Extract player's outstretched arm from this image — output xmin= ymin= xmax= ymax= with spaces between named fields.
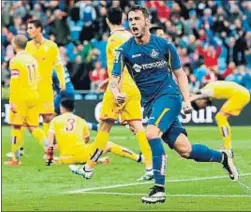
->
xmin=174 ymin=68 xmax=193 ymax=114
xmin=46 ymin=120 xmax=56 ymax=166
xmin=190 ymin=90 xmax=213 ymax=102
xmin=52 ymin=44 xmax=65 ymax=91
xmin=111 ymin=48 xmax=126 ymax=105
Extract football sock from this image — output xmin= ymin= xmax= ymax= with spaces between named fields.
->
xmin=149 ymin=138 xmax=166 ymax=187
xmin=11 ymin=128 xmax=23 ymax=161
xmin=31 ymin=128 xmax=49 ymax=148
xmin=86 ymin=131 xmax=109 ymax=168
xmin=136 ymin=131 xmax=153 ymax=170
xmin=43 ymin=122 xmax=49 ymax=136
xmin=110 ymin=143 xmax=139 ymax=161
xmin=189 ymin=144 xmax=223 ymax=163
xmin=215 ymin=113 xmax=232 ymax=150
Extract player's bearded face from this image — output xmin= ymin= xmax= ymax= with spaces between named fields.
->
xmin=128 ymin=11 xmax=148 ymax=39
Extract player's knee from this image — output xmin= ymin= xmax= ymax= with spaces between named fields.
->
xmin=174 ymin=135 xmax=192 ymax=158
xmin=145 ymin=129 xmax=159 ymax=140
xmin=13 ymin=125 xmax=21 ymax=130
xmin=128 ymin=121 xmax=144 ymax=134
xmin=27 ymin=126 xmax=35 ymax=133
xmin=179 ymin=145 xmax=192 ymax=159
xmin=105 ymin=141 xmax=113 ymax=152
xmin=215 ymin=112 xmax=226 ymax=123
xmin=99 ymin=120 xmax=113 ymax=132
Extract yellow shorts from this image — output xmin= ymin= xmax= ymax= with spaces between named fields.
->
xmin=38 ymin=87 xmax=54 ymax=115
xmin=9 ymin=100 xmax=40 ymax=127
xmin=221 ymin=91 xmax=250 ymax=116
xmin=100 ymin=90 xmax=142 ymax=124
xmin=58 ymin=143 xmax=95 ymax=165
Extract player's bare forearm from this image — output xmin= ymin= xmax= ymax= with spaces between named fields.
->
xmin=48 ymin=131 xmax=55 ymax=147
xmin=174 ymin=68 xmax=193 ymax=113
xmin=190 ymin=93 xmax=210 ymax=102
xmin=46 ymin=131 xmax=55 ymax=166
xmin=174 ymin=68 xmax=190 ymax=102
xmin=110 ymin=75 xmax=126 ymax=105
xmin=110 ymin=75 xmax=121 ymax=96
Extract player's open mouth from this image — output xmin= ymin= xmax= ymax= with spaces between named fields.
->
xmin=132 ymin=27 xmax=139 ymax=33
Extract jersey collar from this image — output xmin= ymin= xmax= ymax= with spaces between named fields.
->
xmin=110 ymin=27 xmax=126 ymax=35
xmin=16 ymin=50 xmax=26 ymax=56
xmin=33 ymin=37 xmax=46 ymax=46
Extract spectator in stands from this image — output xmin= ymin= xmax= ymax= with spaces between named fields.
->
xmin=89 ymin=61 xmax=108 ymax=92
xmin=226 ymin=65 xmax=246 ymax=84
xmin=245 ymin=32 xmax=251 ymax=68
xmin=241 ymin=68 xmax=251 ymax=92
xmin=67 ymin=7 xmax=84 ymax=42
xmin=197 ymin=40 xmax=222 ymax=68
xmin=221 ymin=62 xmax=236 ymax=80
xmin=30 ymin=3 xmax=44 ymax=20
xmin=49 ymin=9 xmax=70 ymax=46
xmin=2 ymin=61 xmax=10 ymax=87
xmin=1 ymin=0 xmax=251 ymax=94
xmin=234 ymin=30 xmax=248 ymax=65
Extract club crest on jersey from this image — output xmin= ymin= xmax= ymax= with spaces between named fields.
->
xmin=132 ymin=64 xmax=142 ymax=73
xmin=150 ymin=49 xmax=159 ymax=58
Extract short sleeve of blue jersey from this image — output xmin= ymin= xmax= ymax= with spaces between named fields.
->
xmin=112 ymin=47 xmax=125 ymax=76
xmin=165 ymin=41 xmax=181 ymax=71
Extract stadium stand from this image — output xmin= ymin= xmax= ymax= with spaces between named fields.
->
xmin=2 ymin=0 xmax=251 ymax=98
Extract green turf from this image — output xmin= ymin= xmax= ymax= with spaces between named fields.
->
xmin=2 ymin=126 xmax=251 ymax=211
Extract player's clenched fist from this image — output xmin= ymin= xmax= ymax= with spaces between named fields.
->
xmin=114 ymin=92 xmax=126 ymax=105
xmin=183 ymin=101 xmax=193 ymax=114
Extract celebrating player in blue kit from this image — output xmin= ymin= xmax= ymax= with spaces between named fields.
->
xmin=110 ymin=5 xmax=239 ymax=204
xmin=52 ymin=67 xmax=75 ymax=115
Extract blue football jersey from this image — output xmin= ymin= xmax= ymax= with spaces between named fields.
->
xmin=112 ymin=35 xmax=181 ymax=110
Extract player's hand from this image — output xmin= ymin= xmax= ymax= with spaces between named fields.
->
xmin=99 ymin=79 xmax=109 ymax=92
xmin=10 ymin=103 xmax=17 ymax=113
xmin=183 ymin=101 xmax=193 ymax=114
xmin=60 ymin=85 xmax=66 ymax=92
xmin=45 ymin=146 xmax=54 ymax=166
xmin=114 ymin=92 xmax=126 ymax=105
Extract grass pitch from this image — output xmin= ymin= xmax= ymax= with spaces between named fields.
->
xmin=2 ymin=126 xmax=251 ymax=211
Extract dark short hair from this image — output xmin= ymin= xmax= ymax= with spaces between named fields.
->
xmin=150 ymin=25 xmax=164 ymax=34
xmin=107 ymin=7 xmax=123 ymax=25
xmin=13 ymin=35 xmax=28 ymax=49
xmin=191 ymin=98 xmax=212 ymax=111
xmin=128 ymin=5 xmax=150 ymax=18
xmin=60 ymin=98 xmax=75 ymax=112
xmin=28 ymin=19 xmax=43 ymax=32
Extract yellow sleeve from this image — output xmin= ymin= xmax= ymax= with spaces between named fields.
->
xmin=82 ymin=119 xmax=90 ymax=138
xmin=9 ymin=59 xmax=20 ymax=103
xmin=51 ymin=43 xmax=65 ymax=89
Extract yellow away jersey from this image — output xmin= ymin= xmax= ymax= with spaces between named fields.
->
xmin=9 ymin=51 xmax=39 ymax=102
xmin=49 ymin=113 xmax=90 ymax=155
xmin=25 ymin=39 xmax=64 ymax=88
xmin=202 ymin=81 xmax=249 ymax=99
xmin=106 ymin=29 xmax=139 ymax=92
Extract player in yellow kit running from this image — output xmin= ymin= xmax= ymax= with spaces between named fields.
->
xmin=26 ymin=20 xmax=65 ymax=139
xmin=190 ymin=81 xmax=250 ymax=153
xmin=45 ymin=98 xmax=144 ymax=167
xmin=70 ymin=7 xmax=153 ymax=180
xmin=5 ymin=35 xmax=49 ymax=165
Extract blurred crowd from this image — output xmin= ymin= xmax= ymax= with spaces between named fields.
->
xmin=2 ymin=0 xmax=251 ymax=94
